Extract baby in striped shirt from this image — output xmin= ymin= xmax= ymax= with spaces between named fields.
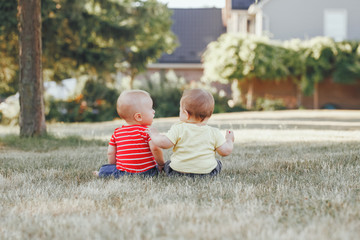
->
xmin=94 ymin=90 xmax=165 ymax=178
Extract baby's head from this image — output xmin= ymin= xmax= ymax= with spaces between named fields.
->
xmin=116 ymin=90 xmax=155 ymax=126
xmin=180 ymin=88 xmax=214 ymax=122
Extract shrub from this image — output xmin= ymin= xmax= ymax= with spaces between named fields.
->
xmin=46 ymin=80 xmax=119 ymax=122
xmin=46 ymin=72 xmax=247 ymax=123
xmin=255 ymin=98 xmax=286 ymax=111
xmin=0 ymin=93 xmax=19 ymax=125
xmin=203 ymin=34 xmax=360 ymax=102
xmin=140 ymin=71 xmax=246 ymax=118
xmin=139 ymin=71 xmax=184 ymax=118
xmin=213 ymin=93 xmax=246 ymax=113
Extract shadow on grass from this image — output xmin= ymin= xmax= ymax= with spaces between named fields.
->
xmin=0 ymin=134 xmax=107 ymax=152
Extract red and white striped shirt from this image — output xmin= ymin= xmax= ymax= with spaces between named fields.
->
xmin=109 ymin=125 xmax=156 ymax=173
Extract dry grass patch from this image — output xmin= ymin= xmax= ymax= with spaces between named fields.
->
xmin=0 ymin=110 xmax=359 ymax=239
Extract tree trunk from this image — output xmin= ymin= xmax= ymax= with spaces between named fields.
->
xmin=295 ymin=80 xmax=302 ymax=108
xmin=246 ymin=79 xmax=254 ymax=109
xmin=129 ymin=69 xmax=138 ymax=89
xmin=313 ymin=82 xmax=319 ymax=109
xmin=18 ymin=0 xmax=46 ymax=137
xmin=296 ymin=85 xmax=302 ymax=109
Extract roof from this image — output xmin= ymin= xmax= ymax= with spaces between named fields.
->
xmin=157 ymin=8 xmax=226 ymax=64
xmin=231 ymin=0 xmax=259 ymax=10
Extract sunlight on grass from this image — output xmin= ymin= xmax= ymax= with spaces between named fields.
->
xmin=0 ymin=110 xmax=359 ymax=239
xmin=0 ymin=134 xmax=106 ymax=152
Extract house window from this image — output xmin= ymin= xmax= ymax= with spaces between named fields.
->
xmin=324 ymin=9 xmax=347 ymax=41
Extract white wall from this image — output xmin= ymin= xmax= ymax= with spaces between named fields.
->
xmin=260 ymin=0 xmax=360 ymax=41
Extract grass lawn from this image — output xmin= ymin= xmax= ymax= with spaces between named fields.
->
xmin=1 ymin=110 xmax=359 ymax=240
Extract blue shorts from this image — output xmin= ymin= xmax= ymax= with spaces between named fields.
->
xmin=98 ymin=164 xmax=159 ymax=178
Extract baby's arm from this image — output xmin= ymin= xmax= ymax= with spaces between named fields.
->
xmin=107 ymin=145 xmax=116 ymax=164
xmin=148 ymin=127 xmax=174 ymax=149
xmin=216 ymin=130 xmax=235 ymax=156
xmin=149 ymin=141 xmax=165 ymax=171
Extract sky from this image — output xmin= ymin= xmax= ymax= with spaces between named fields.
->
xmin=157 ymin=0 xmax=225 ymax=8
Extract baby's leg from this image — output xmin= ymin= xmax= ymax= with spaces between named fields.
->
xmin=96 ymin=164 xmax=119 ymax=178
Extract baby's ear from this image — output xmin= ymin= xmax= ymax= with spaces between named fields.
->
xmin=134 ymin=112 xmax=142 ymax=122
xmin=184 ymin=109 xmax=190 ymax=120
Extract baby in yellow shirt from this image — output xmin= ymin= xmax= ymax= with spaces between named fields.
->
xmin=149 ymin=88 xmax=234 ymax=176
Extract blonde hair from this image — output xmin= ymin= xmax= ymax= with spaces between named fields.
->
xmin=116 ymin=90 xmax=151 ymax=121
xmin=181 ymin=88 xmax=214 ymax=121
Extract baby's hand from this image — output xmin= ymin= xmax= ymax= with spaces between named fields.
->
xmin=147 ymin=127 xmax=158 ymax=137
xmin=157 ymin=164 xmax=164 ymax=172
xmin=225 ymin=130 xmax=235 ymax=142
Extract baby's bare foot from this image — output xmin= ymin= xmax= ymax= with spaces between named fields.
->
xmin=92 ymin=171 xmax=99 ymax=177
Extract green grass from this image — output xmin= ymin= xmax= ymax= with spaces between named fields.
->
xmin=0 ymin=134 xmax=106 ymax=152
xmin=0 ymin=110 xmax=359 ymax=239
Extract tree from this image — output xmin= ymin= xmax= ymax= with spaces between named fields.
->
xmin=0 ymin=1 xmax=18 ymax=97
xmin=333 ymin=41 xmax=360 ymax=84
xmin=118 ymin=0 xmax=176 ymax=88
xmin=283 ymin=39 xmax=306 ymax=108
xmin=302 ymin=37 xmax=337 ymax=109
xmin=203 ymin=34 xmax=290 ymax=109
xmin=40 ymin=0 xmax=176 ymax=87
xmin=0 ymin=0 xmax=176 ymax=131
xmin=41 ymin=0 xmax=137 ymax=82
xmin=1 ymin=0 xmax=176 ymax=93
xmin=203 ymin=34 xmax=360 ymax=109
xmin=18 ymin=0 xmax=46 ymax=136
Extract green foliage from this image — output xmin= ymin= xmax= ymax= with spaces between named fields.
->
xmin=212 ymin=93 xmax=246 ymax=113
xmin=203 ymin=34 xmax=290 ymax=82
xmin=119 ymin=0 xmax=177 ymax=85
xmin=40 ymin=0 xmax=176 ymax=82
xmin=140 ymin=71 xmax=245 ymax=118
xmin=0 ymin=0 xmax=176 ymax=96
xmin=255 ymin=98 xmax=286 ymax=111
xmin=45 ymin=71 xmax=244 ymax=122
xmin=0 ymin=134 xmax=105 ymax=152
xmin=0 ymin=1 xmax=18 ymax=97
xmin=282 ymin=39 xmax=307 ymax=89
xmin=333 ymin=41 xmax=360 ymax=84
xmin=203 ymin=34 xmax=360 ymax=97
xmin=82 ymin=79 xmax=119 ymax=114
xmin=203 ymin=34 xmax=260 ymax=82
xmin=46 ymin=80 xmax=119 ymax=122
xmin=140 ymin=71 xmax=184 ymax=118
xmin=301 ymin=37 xmax=337 ymax=95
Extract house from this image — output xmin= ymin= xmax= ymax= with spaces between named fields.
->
xmin=144 ymin=2 xmax=257 ymax=93
xmin=243 ymin=0 xmax=360 ymax=109
xmin=248 ymin=0 xmax=360 ymax=41
xmin=145 ymin=8 xmax=226 ymax=91
xmin=143 ymin=1 xmax=258 ymax=92
xmin=223 ymin=0 xmax=258 ymax=34
xmin=142 ymin=0 xmax=360 ymax=109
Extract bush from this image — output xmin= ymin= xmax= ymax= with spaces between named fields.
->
xmin=140 ymin=71 xmax=246 ymax=118
xmin=46 ymin=72 xmax=247 ymax=123
xmin=0 ymin=93 xmax=19 ymax=125
xmin=140 ymin=71 xmax=184 ymax=118
xmin=203 ymin=34 xmax=360 ymax=99
xmin=46 ymin=80 xmax=119 ymax=122
xmin=255 ymin=98 xmax=286 ymax=111
xmin=213 ymin=93 xmax=247 ymax=114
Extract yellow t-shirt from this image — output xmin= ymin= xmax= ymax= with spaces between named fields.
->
xmin=165 ymin=122 xmax=226 ymax=174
